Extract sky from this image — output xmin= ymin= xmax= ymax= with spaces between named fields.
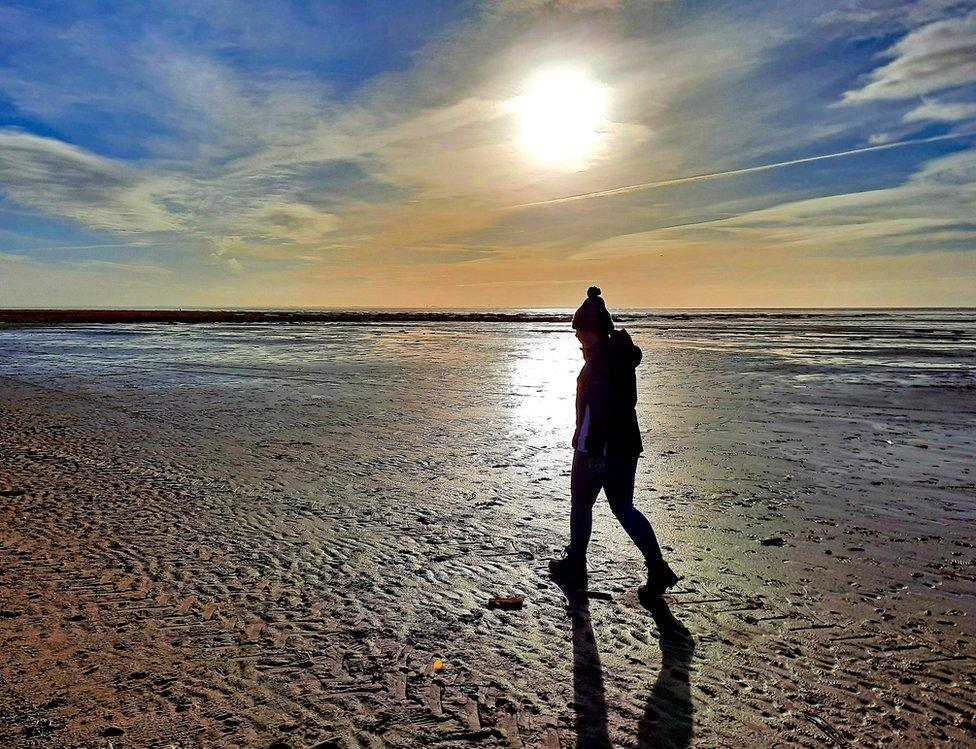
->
xmin=1 ymin=0 xmax=975 ymax=308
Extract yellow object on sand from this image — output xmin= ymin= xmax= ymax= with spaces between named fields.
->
xmin=432 ymin=658 xmax=443 ymax=671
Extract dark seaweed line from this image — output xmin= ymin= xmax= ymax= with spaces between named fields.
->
xmin=2 ymin=308 xmax=975 ymax=327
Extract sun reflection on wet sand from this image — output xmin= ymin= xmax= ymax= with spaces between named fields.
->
xmin=504 ymin=328 xmax=580 ymax=445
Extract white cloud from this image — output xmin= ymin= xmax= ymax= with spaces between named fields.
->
xmin=843 ymin=11 xmax=976 ymax=102
xmin=904 ymin=97 xmax=976 ymax=121
xmin=0 ymin=128 xmax=345 ymax=257
xmin=818 ymin=1 xmax=976 ymax=33
xmin=209 ymin=248 xmax=243 ymax=272
xmin=0 ymin=129 xmax=181 ymax=233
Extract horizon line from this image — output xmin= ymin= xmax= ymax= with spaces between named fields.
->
xmin=2 ymin=305 xmax=974 ymax=312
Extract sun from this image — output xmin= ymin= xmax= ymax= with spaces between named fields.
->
xmin=512 ymin=68 xmax=608 ymax=171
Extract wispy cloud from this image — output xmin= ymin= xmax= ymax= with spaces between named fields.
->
xmin=0 ymin=129 xmax=180 ymax=233
xmin=843 ymin=10 xmax=976 ymax=102
xmin=69 ymin=258 xmax=174 ymax=275
xmin=904 ymin=98 xmax=976 ymax=122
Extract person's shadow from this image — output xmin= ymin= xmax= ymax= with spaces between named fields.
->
xmin=555 ymin=581 xmax=695 ymax=749
xmin=637 ymin=595 xmax=696 ymax=749
xmin=556 ymin=581 xmax=613 ymax=749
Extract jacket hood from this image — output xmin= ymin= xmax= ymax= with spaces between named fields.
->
xmin=609 ymin=328 xmax=642 ymax=368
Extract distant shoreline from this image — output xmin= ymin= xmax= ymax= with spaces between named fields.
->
xmin=0 ymin=309 xmax=578 ymax=326
xmin=1 ymin=307 xmax=973 ymax=327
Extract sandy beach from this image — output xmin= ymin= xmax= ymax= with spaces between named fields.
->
xmin=1 ymin=311 xmax=974 ymax=748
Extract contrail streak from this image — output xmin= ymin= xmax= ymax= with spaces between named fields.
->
xmin=507 ymin=131 xmax=974 ymax=209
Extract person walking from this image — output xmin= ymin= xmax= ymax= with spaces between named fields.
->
xmin=549 ymin=286 xmax=680 ymax=600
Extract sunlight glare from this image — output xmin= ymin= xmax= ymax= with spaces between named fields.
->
xmin=505 ymin=329 xmax=579 ymax=443
xmin=512 ymin=68 xmax=608 ymax=171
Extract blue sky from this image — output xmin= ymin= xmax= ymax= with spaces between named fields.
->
xmin=1 ymin=0 xmax=975 ymax=307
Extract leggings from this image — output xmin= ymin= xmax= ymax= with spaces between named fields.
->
xmin=567 ymin=450 xmax=662 ymax=563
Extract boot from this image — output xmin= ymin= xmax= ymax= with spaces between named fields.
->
xmin=641 ymin=559 xmax=679 ymax=598
xmin=548 ymin=553 xmax=587 ymax=589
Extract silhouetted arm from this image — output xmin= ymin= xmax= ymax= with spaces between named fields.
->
xmin=584 ymin=354 xmax=612 ymax=455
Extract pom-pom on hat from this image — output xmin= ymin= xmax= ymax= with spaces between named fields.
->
xmin=572 ymin=286 xmax=614 ymax=336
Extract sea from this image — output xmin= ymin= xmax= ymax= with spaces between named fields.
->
xmin=1 ymin=309 xmax=973 ymax=395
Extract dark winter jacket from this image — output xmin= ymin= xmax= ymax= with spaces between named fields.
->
xmin=572 ymin=328 xmax=644 ymax=457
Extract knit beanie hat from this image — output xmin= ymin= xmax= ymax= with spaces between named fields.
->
xmin=571 ymin=286 xmax=614 ymax=336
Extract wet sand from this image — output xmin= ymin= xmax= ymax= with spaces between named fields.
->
xmin=1 ymin=316 xmax=974 ymax=747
